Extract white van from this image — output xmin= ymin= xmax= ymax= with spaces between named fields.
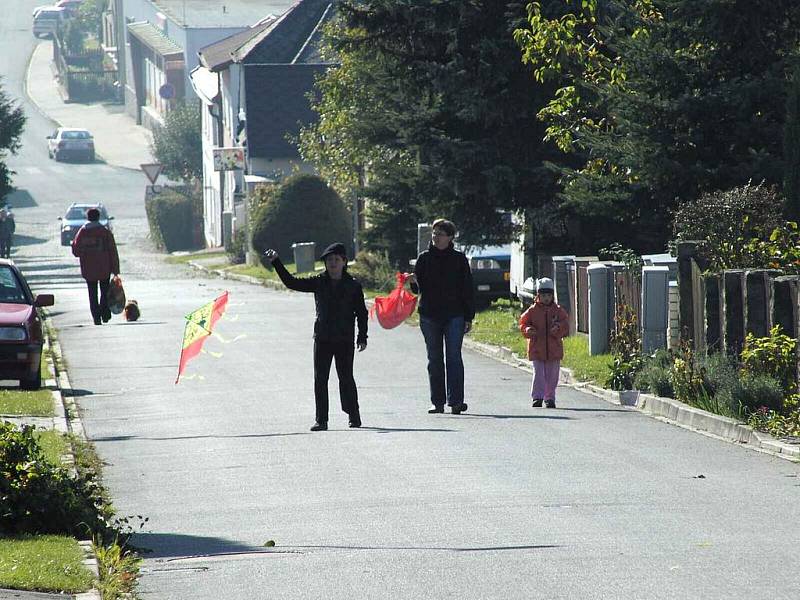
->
xmin=32 ymin=7 xmax=66 ymax=38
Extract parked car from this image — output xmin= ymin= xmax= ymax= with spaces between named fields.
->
xmin=55 ymin=0 xmax=82 ymax=15
xmin=462 ymin=244 xmax=512 ymax=304
xmin=0 ymin=260 xmax=54 ymax=390
xmin=58 ymin=203 xmax=113 ymax=246
xmin=46 ymin=128 xmax=95 ymax=162
xmin=32 ymin=6 xmax=66 ymax=37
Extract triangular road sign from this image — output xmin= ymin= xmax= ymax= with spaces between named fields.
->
xmin=140 ymin=163 xmax=164 ymax=185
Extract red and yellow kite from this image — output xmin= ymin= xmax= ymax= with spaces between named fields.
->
xmin=175 ymin=291 xmax=229 ymax=383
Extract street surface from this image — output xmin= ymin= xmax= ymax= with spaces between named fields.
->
xmin=2 ymin=2 xmax=799 ymax=598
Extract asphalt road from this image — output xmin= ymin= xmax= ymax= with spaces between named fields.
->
xmin=2 ymin=3 xmax=800 ymax=599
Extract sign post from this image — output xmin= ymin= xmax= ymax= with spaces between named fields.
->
xmin=140 ymin=163 xmax=164 ymax=195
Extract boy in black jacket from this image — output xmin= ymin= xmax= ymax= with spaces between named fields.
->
xmin=264 ymin=243 xmax=368 ymax=431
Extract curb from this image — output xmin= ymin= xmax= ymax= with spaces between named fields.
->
xmin=185 ymin=260 xmax=799 ymax=462
xmin=42 ymin=318 xmax=103 ymax=599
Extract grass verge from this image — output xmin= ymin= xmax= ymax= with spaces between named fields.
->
xmin=34 ymin=429 xmax=69 ymax=466
xmin=0 ymin=535 xmax=94 ymax=593
xmin=0 ymin=389 xmax=53 ymax=416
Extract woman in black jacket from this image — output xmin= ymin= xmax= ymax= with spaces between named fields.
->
xmin=264 ymin=243 xmax=368 ymax=431
xmin=409 ymin=219 xmax=474 ymax=415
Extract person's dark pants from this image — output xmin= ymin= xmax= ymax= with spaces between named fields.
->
xmin=313 ymin=340 xmax=360 ymax=424
xmin=86 ymin=278 xmax=110 ymax=324
xmin=0 ymin=236 xmax=11 ymax=258
xmin=420 ymin=315 xmax=465 ymax=407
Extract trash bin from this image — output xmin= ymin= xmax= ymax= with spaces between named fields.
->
xmin=292 ymin=242 xmax=316 ymax=273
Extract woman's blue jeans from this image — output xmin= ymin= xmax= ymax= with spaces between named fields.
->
xmin=420 ymin=315 xmax=465 ymax=407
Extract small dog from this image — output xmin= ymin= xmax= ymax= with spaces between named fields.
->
xmin=123 ymin=299 xmax=140 ymax=322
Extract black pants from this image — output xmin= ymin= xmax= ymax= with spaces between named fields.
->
xmin=0 ymin=236 xmax=11 ymax=258
xmin=86 ymin=278 xmax=110 ymax=323
xmin=313 ymin=340 xmax=359 ymax=424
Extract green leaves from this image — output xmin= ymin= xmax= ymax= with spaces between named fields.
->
xmin=151 ymin=101 xmax=202 ymax=185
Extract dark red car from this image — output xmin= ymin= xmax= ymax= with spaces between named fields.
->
xmin=0 ymin=260 xmax=54 ymax=390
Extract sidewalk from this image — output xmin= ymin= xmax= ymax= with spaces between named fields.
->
xmin=25 ymin=41 xmax=153 ymax=171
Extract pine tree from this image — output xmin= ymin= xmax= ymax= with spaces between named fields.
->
xmin=0 ymin=78 xmax=25 ymax=203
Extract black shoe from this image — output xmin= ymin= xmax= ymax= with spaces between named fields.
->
xmin=545 ymin=399 xmax=556 ymax=408
xmin=310 ymin=422 xmax=328 ymax=431
xmin=93 ymin=318 xmax=102 ymax=325
xmin=349 ymin=420 xmax=361 ymax=428
xmin=428 ymin=405 xmax=444 ymax=414
xmin=451 ymin=403 xmax=468 ymax=415
xmin=532 ymin=398 xmax=543 ymax=408
xmin=101 ymin=310 xmax=111 ymax=323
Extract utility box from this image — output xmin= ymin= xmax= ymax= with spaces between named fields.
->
xmin=292 ymin=242 xmax=316 ymax=273
xmin=588 ymin=263 xmax=611 ymax=355
xmin=417 ymin=222 xmax=432 ymax=256
xmin=509 ymin=211 xmax=536 ymax=302
xmin=641 ymin=266 xmax=670 ymax=353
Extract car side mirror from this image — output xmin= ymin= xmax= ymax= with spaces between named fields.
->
xmin=46 ymin=135 xmax=52 ymax=139
xmin=34 ymin=294 xmax=54 ymax=307
xmin=108 ymin=216 xmax=115 ymax=220
xmin=57 ymin=217 xmax=62 ymax=221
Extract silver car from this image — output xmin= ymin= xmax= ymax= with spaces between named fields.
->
xmin=47 ymin=127 xmax=96 ymax=162
xmin=58 ymin=203 xmax=113 ymax=246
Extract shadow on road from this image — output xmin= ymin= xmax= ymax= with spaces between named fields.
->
xmin=12 ymin=233 xmax=49 ymax=247
xmin=132 ymin=532 xmax=261 ymax=559
xmin=463 ymin=413 xmax=571 ymax=420
xmin=5 ymin=189 xmax=37 ymax=209
xmin=290 ymin=543 xmax=562 ymax=552
xmin=91 ymin=432 xmax=312 ymax=442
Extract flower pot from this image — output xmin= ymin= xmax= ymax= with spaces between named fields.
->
xmin=618 ymin=390 xmax=641 ymax=406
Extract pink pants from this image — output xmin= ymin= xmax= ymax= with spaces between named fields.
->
xmin=531 ymin=360 xmax=560 ymax=401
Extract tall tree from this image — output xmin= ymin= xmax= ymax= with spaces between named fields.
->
xmin=516 ymin=1 xmax=800 ymax=251
xmin=151 ymin=101 xmax=202 ymax=185
xmin=0 ymin=78 xmax=25 ymax=203
xmin=300 ymin=1 xmax=562 ymax=264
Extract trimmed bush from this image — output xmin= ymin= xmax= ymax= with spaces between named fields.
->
xmin=0 ymin=422 xmax=107 ymax=536
xmin=347 ymin=251 xmax=395 ymax=292
xmin=726 ymin=374 xmax=786 ymax=414
xmin=250 ymin=174 xmax=352 ymax=265
xmin=633 ymin=349 xmax=674 ymax=397
xmin=145 ymin=188 xmax=199 ymax=252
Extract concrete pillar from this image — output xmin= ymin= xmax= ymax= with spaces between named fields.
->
xmin=552 ymin=255 xmax=575 ymax=331
xmin=772 ymin=276 xmax=799 ymax=339
xmin=641 ymin=266 xmax=670 ymax=353
xmin=676 ymin=241 xmax=700 ymax=343
xmin=745 ymin=270 xmax=775 ymax=338
xmin=704 ymin=273 xmax=721 ymax=352
xmin=723 ymin=270 xmax=746 ymax=356
xmin=588 ymin=263 xmax=610 ymax=355
xmin=668 ymin=281 xmax=680 ymax=349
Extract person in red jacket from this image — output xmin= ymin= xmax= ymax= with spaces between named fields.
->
xmin=71 ymin=207 xmax=120 ymax=325
xmin=519 ymin=277 xmax=569 ymax=408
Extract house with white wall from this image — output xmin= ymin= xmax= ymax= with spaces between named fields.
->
xmin=116 ymin=0 xmax=296 ymax=129
xmin=190 ymin=0 xmax=334 ymax=247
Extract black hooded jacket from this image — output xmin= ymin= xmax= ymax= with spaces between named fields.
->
xmin=412 ymin=243 xmax=475 ymax=321
xmin=273 ymin=258 xmax=368 ymax=344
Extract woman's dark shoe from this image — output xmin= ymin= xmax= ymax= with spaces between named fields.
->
xmin=545 ymin=399 xmax=556 ymax=408
xmin=428 ymin=405 xmax=444 ymax=414
xmin=310 ymin=422 xmax=328 ymax=431
xmin=348 ymin=420 xmax=361 ymax=428
xmin=93 ymin=317 xmax=102 ymax=325
xmin=532 ymin=398 xmax=543 ymax=408
xmin=451 ymin=403 xmax=468 ymax=415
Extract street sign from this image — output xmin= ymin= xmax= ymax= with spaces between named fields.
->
xmin=213 ymin=147 xmax=245 ymax=171
xmin=140 ymin=163 xmax=164 ymax=185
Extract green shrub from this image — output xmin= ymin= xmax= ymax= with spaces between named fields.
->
xmin=145 ymin=188 xmax=198 ymax=252
xmin=606 ymin=301 xmax=642 ymax=391
xmin=633 ymin=349 xmax=674 ymax=397
xmin=347 ymin=251 xmax=396 ymax=292
xmin=728 ymin=374 xmax=786 ymax=414
xmin=740 ymin=326 xmax=797 ymax=393
xmin=672 ymin=182 xmax=785 ymax=269
xmin=226 ymin=228 xmax=246 ymax=265
xmin=0 ymin=422 xmax=108 ymax=536
xmin=250 ymin=174 xmax=352 ymax=265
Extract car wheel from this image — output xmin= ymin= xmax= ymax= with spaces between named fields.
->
xmin=20 ymin=368 xmax=42 ymax=391
xmin=88 ymin=152 xmax=95 ymax=162
xmin=53 ymin=152 xmax=60 ymax=162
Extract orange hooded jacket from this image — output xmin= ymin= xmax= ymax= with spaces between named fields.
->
xmin=519 ymin=299 xmax=569 ymax=361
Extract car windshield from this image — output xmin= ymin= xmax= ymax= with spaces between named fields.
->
xmin=66 ymin=206 xmax=107 ymax=220
xmin=61 ymin=131 xmax=91 ymax=140
xmin=0 ymin=267 xmax=27 ymax=304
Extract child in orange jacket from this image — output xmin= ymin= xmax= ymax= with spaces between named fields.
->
xmin=519 ymin=278 xmax=569 ymax=408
